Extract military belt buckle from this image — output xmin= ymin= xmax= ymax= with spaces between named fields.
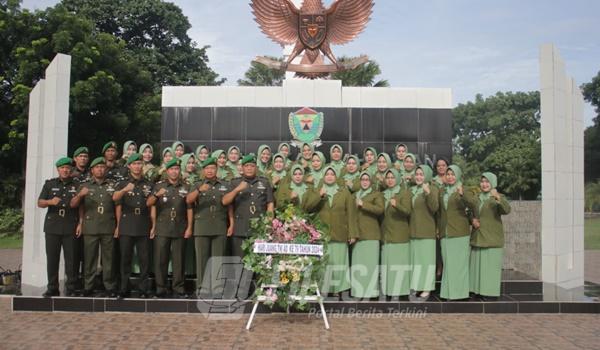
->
xmin=97 ymin=206 xmax=104 ymax=215
xmin=249 ymin=205 xmax=256 ymax=215
xmin=210 ymin=205 xmax=216 ymax=213
xmin=170 ymin=210 xmax=177 ymax=219
xmin=134 ymin=208 xmax=141 ymax=215
xmin=58 ymin=209 xmax=65 ymax=217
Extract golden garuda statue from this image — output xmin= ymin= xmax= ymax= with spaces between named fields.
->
xmin=251 ymin=0 xmax=374 ymax=78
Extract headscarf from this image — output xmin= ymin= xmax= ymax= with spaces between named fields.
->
xmin=278 ymin=142 xmax=293 ymax=167
xmin=383 ymin=169 xmax=401 ymax=208
xmin=271 ymin=153 xmax=287 ymax=179
xmin=289 ymin=164 xmax=307 ymax=203
xmin=362 ymin=147 xmax=378 ymax=175
xmin=171 ymin=141 xmax=184 ymax=153
xmin=179 ymin=153 xmax=195 ymax=176
xmin=122 ymin=140 xmax=137 ymax=160
xmin=139 ymin=143 xmax=153 ymax=163
xmin=297 ymin=143 xmax=314 ymax=161
xmin=403 ymin=153 xmax=417 ymax=176
xmin=196 ymin=145 xmax=209 ymax=158
xmin=322 ymin=166 xmax=339 ymax=206
xmin=309 ymin=151 xmax=326 ymax=185
xmin=443 ymin=164 xmax=463 ymax=209
xmin=343 ymin=155 xmax=361 ymax=181
xmin=411 ymin=165 xmax=433 ymax=205
xmin=329 ymin=144 xmax=345 ymax=174
xmin=376 ymin=152 xmax=392 ymax=176
xmin=211 ymin=149 xmax=229 ymax=179
xmin=161 ymin=147 xmax=173 ymax=165
xmin=226 ymin=146 xmax=241 ymax=175
xmin=356 ymin=171 xmax=373 ymax=199
xmin=257 ymin=144 xmax=272 ymax=174
xmin=479 ymin=172 xmax=498 ymax=210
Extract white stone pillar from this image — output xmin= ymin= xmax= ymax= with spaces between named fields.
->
xmin=21 ymin=53 xmax=71 ymax=296
xmin=540 ymin=44 xmax=585 ymax=290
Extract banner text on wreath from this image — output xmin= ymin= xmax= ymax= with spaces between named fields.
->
xmin=253 ymin=242 xmax=324 ymax=256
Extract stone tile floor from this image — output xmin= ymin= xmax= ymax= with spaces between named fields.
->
xmin=2 ymin=296 xmax=600 ymax=349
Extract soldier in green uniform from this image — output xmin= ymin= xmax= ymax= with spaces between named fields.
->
xmin=186 ymin=156 xmax=233 ymax=296
xmin=112 ymin=153 xmax=153 ymax=298
xmin=103 ymin=141 xmax=127 ymax=182
xmin=70 ymin=157 xmax=118 ymax=297
xmin=72 ymin=147 xmax=91 ymax=183
xmin=222 ymin=154 xmax=274 ymax=258
xmin=37 ymin=157 xmax=80 ymax=297
xmin=147 ymin=158 xmax=193 ymax=298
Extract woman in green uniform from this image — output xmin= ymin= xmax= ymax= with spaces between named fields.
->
xmin=140 ymin=143 xmax=158 ymax=182
xmin=351 ymin=171 xmax=384 ymax=299
xmin=470 ymin=172 xmax=511 ymax=300
xmin=257 ymin=145 xmax=272 ymax=176
xmin=341 ymin=155 xmax=361 ymax=193
xmin=433 ymin=157 xmax=449 ymax=187
xmin=393 ymin=144 xmax=408 ymax=172
xmin=117 ymin=140 xmax=137 ymax=167
xmin=401 ymin=153 xmax=417 ymax=186
xmin=195 ymin=145 xmax=210 ymax=163
xmin=157 ymin=147 xmax=174 ymax=180
xmin=306 ymin=151 xmax=326 ymax=187
xmin=374 ymin=152 xmax=392 ymax=191
xmin=409 ymin=164 xmax=439 ymax=300
xmin=380 ymin=169 xmax=412 ymax=298
xmin=277 ymin=142 xmax=293 ymax=169
xmin=180 ymin=153 xmax=200 ymax=186
xmin=361 ymin=147 xmax=377 ymax=175
xmin=274 ymin=164 xmax=319 ymax=211
xmin=172 ymin=141 xmax=185 ymax=159
xmin=267 ymin=153 xmax=288 ymax=190
xmin=329 ymin=144 xmax=345 ymax=174
xmin=296 ymin=143 xmax=314 ymax=170
xmin=439 ymin=165 xmax=477 ymax=300
xmin=315 ymin=166 xmax=358 ymax=296
xmin=226 ymin=146 xmax=242 ymax=177
xmin=211 ymin=150 xmax=234 ymax=181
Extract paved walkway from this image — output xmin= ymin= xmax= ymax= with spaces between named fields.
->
xmin=1 ymin=297 xmax=600 ymax=349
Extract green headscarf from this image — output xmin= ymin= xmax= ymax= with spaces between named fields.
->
xmin=226 ymin=146 xmax=241 ymax=175
xmin=277 ymin=142 xmax=293 ymax=167
xmin=195 ymin=145 xmax=209 ymax=158
xmin=356 ymin=171 xmax=373 ymax=199
xmin=139 ymin=143 xmax=153 ymax=163
xmin=329 ymin=144 xmax=345 ymax=174
xmin=383 ymin=169 xmax=401 ymax=208
xmin=289 ymin=164 xmax=307 ymax=203
xmin=171 ymin=141 xmax=184 ymax=153
xmin=362 ymin=147 xmax=378 ymax=175
xmin=376 ymin=152 xmax=392 ymax=176
xmin=343 ymin=155 xmax=361 ymax=181
xmin=257 ymin=144 xmax=272 ymax=174
xmin=271 ymin=153 xmax=287 ymax=179
xmin=443 ymin=164 xmax=463 ymax=209
xmin=479 ymin=172 xmax=498 ymax=210
xmin=309 ymin=151 xmax=326 ymax=185
xmin=403 ymin=153 xmax=417 ymax=175
xmin=122 ymin=140 xmax=137 ymax=160
xmin=211 ymin=150 xmax=229 ymax=179
xmin=411 ymin=164 xmax=433 ymax=205
xmin=297 ymin=143 xmax=314 ymax=161
xmin=179 ymin=153 xmax=196 ymax=175
xmin=161 ymin=147 xmax=173 ymax=165
xmin=322 ymin=166 xmax=339 ymax=206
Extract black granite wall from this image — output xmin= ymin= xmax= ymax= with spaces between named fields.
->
xmin=161 ymin=107 xmax=452 ymax=162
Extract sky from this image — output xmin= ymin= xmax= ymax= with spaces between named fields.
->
xmin=23 ymin=0 xmax=600 ymax=126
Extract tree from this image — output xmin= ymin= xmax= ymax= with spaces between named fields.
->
xmin=0 ymin=0 xmax=223 ymax=208
xmin=237 ymin=56 xmax=284 ymax=86
xmin=581 ymin=70 xmax=600 ymax=183
xmin=453 ymin=92 xmax=541 ymax=200
xmin=331 ymin=56 xmax=389 ymax=87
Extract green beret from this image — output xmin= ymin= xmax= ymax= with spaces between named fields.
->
xmin=241 ymin=153 xmax=257 ymax=165
xmin=126 ymin=153 xmax=142 ymax=165
xmin=102 ymin=141 xmax=117 ymax=154
xmin=201 ymin=156 xmax=217 ymax=168
xmin=73 ymin=147 xmax=88 ymax=157
xmin=55 ymin=157 xmax=73 ymax=168
xmin=165 ymin=158 xmax=181 ymax=169
xmin=90 ymin=157 xmax=106 ymax=168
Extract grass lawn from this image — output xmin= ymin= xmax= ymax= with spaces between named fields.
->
xmin=0 ymin=235 xmax=22 ymax=249
xmin=585 ymin=217 xmax=600 ymax=250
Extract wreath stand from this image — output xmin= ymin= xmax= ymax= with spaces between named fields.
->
xmin=245 ymin=282 xmax=330 ymax=330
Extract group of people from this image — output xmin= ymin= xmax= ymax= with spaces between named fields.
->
xmin=38 ymin=140 xmax=511 ymax=301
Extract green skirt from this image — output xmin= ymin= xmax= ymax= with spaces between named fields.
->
xmin=470 ymin=247 xmax=503 ymax=297
xmin=381 ymin=242 xmax=410 ymax=296
xmin=321 ymin=242 xmax=351 ymax=293
xmin=410 ymin=238 xmax=436 ymax=292
xmin=351 ymin=240 xmax=380 ymax=298
xmin=440 ymin=236 xmax=470 ymax=300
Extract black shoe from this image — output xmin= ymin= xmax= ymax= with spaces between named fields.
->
xmin=174 ymin=292 xmax=189 ymax=299
xmin=480 ymin=295 xmax=499 ymax=302
xmin=82 ymin=289 xmax=94 ymax=297
xmin=42 ymin=290 xmax=59 ymax=298
xmin=108 ymin=290 xmax=118 ymax=298
xmin=65 ymin=289 xmax=77 ymax=297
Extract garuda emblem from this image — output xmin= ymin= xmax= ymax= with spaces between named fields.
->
xmin=289 ymin=107 xmax=324 ymax=147
xmin=251 ymin=0 xmax=374 ymax=78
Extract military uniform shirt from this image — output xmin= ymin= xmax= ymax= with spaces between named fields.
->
xmin=152 ymin=180 xmax=190 ymax=238
xmin=115 ymin=175 xmax=153 ymax=236
xmin=230 ymin=176 xmax=273 ymax=237
xmin=38 ymin=177 xmax=79 ymax=235
xmin=192 ymin=178 xmax=231 ymax=236
xmin=79 ymin=179 xmax=117 ymax=235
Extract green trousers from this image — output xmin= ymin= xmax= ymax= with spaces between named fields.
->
xmin=154 ymin=236 xmax=185 ymax=294
xmin=45 ymin=233 xmax=76 ymax=292
xmin=83 ymin=234 xmax=116 ymax=291
xmin=194 ymin=235 xmax=226 ymax=295
xmin=119 ymin=235 xmax=151 ymax=293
